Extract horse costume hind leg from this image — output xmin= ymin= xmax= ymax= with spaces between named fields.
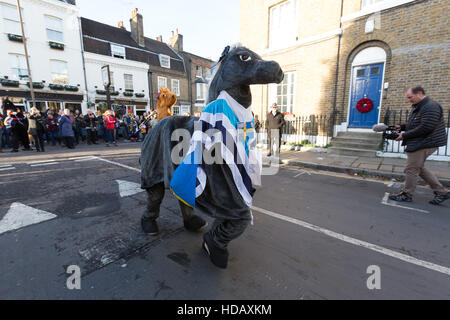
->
xmin=140 ymin=44 xmax=284 ymax=268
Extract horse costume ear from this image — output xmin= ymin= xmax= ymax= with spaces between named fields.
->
xmin=219 ymin=45 xmax=231 ymax=62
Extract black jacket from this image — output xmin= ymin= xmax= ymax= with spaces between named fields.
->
xmin=265 ymin=111 xmax=285 ymax=130
xmin=84 ymin=114 xmax=98 ymax=130
xmin=401 ymin=97 xmax=447 ymax=152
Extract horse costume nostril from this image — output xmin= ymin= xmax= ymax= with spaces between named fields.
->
xmin=140 ymin=44 xmax=283 ymax=268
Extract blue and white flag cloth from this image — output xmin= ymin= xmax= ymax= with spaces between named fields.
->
xmin=170 ymin=90 xmax=262 ymax=208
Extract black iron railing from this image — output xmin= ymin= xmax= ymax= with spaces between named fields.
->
xmin=382 ymin=108 xmax=450 ymax=156
xmin=259 ymin=113 xmax=339 ymax=147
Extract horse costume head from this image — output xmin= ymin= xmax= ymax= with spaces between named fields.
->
xmin=156 ymin=87 xmax=177 ymax=120
xmin=208 ymin=44 xmax=284 ymax=108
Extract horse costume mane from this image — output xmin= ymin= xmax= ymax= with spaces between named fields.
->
xmin=140 ymin=43 xmax=283 ymax=219
xmin=156 ymin=87 xmax=177 ymax=120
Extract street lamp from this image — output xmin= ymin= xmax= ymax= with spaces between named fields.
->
xmin=101 ymin=65 xmax=111 ymax=110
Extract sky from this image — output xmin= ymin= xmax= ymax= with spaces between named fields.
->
xmin=76 ymin=0 xmax=240 ymax=61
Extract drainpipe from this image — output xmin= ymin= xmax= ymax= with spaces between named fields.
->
xmin=331 ymin=0 xmax=344 ymax=136
xmin=78 ymin=17 xmax=89 ymax=112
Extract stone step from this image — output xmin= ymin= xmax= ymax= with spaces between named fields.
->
xmin=337 ymin=131 xmax=382 ymax=138
xmin=328 ymin=146 xmax=378 ymax=157
xmin=331 ymin=140 xmax=380 ymax=149
xmin=332 ymin=136 xmax=382 ymax=144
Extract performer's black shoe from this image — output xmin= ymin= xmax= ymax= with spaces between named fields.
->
xmin=141 ymin=216 xmax=159 ymax=235
xmin=429 ymin=192 xmax=450 ymax=205
xmin=202 ymin=233 xmax=229 ymax=269
xmin=389 ymin=191 xmax=412 ymax=202
xmin=184 ymin=215 xmax=208 ymax=232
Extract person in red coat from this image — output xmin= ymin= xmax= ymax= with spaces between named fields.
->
xmin=104 ymin=110 xmax=118 ymax=147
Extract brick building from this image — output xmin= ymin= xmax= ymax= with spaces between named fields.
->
xmin=169 ymin=29 xmax=215 ymax=115
xmin=240 ymin=0 xmax=449 ymax=132
xmin=81 ymin=9 xmax=189 ymax=115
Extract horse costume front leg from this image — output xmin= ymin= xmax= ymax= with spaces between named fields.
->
xmin=140 ymin=45 xmax=283 ymax=269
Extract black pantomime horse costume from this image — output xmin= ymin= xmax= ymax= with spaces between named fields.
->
xmin=140 ymin=45 xmax=284 ymax=268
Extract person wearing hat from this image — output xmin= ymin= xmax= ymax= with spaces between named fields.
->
xmin=265 ymin=103 xmax=285 ymax=157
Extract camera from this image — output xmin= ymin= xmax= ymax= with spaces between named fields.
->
xmin=383 ymin=128 xmax=400 ymax=140
xmin=372 ymin=123 xmax=400 ymax=140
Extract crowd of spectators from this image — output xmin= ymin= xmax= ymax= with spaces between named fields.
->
xmin=0 ymin=98 xmax=155 ymax=153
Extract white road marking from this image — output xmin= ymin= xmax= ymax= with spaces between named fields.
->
xmin=69 ymin=156 xmax=96 ymax=160
xmin=93 ymin=156 xmax=140 ymax=173
xmin=251 ymin=205 xmax=450 ymax=277
xmin=0 ymin=203 xmax=57 ymax=235
xmin=294 ymin=171 xmax=311 ymax=178
xmin=116 ymin=180 xmax=144 ymax=197
xmin=74 ymin=157 xmax=97 ymax=162
xmin=0 ymin=167 xmax=15 ymax=172
xmin=0 ymin=164 xmax=13 ymax=168
xmin=30 ymin=162 xmax=59 ymax=167
xmin=27 ymin=159 xmax=59 ymax=164
xmin=381 ymin=193 xmax=429 ymax=214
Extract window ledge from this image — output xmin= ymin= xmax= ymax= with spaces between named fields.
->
xmin=49 ymin=41 xmax=65 ymax=50
xmin=341 ymin=0 xmax=417 ymax=23
xmin=262 ymin=29 xmax=342 ymax=55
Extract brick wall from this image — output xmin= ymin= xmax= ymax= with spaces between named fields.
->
xmin=240 ymin=0 xmax=449 ymax=126
xmin=336 ymin=0 xmax=450 ymax=124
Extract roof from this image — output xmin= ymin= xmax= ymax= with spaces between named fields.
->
xmin=80 ymin=17 xmax=185 ymax=73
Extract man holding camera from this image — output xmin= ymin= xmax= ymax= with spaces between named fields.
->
xmin=389 ymin=86 xmax=449 ymax=205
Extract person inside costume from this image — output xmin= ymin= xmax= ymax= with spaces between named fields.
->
xmin=140 ymin=44 xmax=284 ymax=268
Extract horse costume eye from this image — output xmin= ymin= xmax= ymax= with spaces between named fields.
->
xmin=239 ymin=54 xmax=251 ymax=62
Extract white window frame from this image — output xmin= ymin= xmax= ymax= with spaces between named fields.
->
xmin=342 ymin=0 xmax=416 ymax=23
xmin=10 ymin=54 xmax=28 ymax=80
xmin=111 ymin=44 xmax=126 ymax=59
xmin=50 ymin=60 xmax=68 ymax=84
xmin=2 ymin=4 xmax=24 ymax=36
xmin=45 ymin=15 xmax=64 ymax=44
xmin=171 ymin=79 xmax=180 ymax=96
xmin=196 ymin=83 xmax=206 ymax=101
xmin=124 ymin=74 xmax=133 ymax=91
xmin=159 ymin=54 xmax=170 ymax=69
xmin=269 ymin=71 xmax=296 ymax=114
xmin=172 ymin=105 xmax=180 ymax=115
xmin=157 ymin=76 xmax=167 ymax=89
xmin=269 ymin=0 xmax=299 ymax=49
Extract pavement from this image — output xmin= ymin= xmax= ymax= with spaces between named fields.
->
xmin=273 ymin=149 xmax=450 ymax=188
xmin=2 ymin=140 xmax=449 ymax=187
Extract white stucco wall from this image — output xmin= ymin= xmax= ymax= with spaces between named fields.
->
xmin=84 ymin=52 xmax=150 ymax=113
xmin=0 ymin=0 xmax=86 ymax=110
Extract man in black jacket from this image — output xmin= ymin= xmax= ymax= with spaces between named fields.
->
xmin=265 ymin=103 xmax=285 ymax=157
xmin=389 ymin=86 xmax=449 ymax=205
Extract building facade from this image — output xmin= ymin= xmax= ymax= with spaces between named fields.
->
xmin=0 ymin=0 xmax=85 ymax=113
xmin=169 ymin=29 xmax=215 ymax=115
xmin=240 ymin=0 xmax=449 ymax=131
xmin=81 ymin=9 xmax=189 ymax=116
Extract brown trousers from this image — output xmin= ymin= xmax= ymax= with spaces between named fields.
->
xmin=404 ymin=147 xmax=447 ymax=195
